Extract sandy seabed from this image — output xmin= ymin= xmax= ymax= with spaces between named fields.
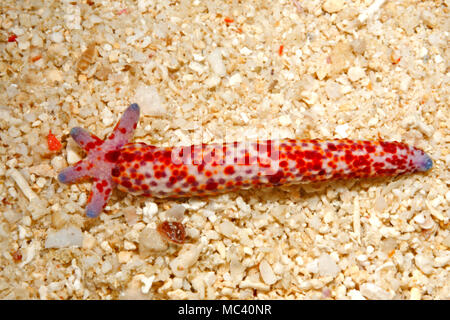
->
xmin=0 ymin=0 xmax=448 ymax=299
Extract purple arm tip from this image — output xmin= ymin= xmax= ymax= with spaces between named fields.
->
xmin=422 ymin=154 xmax=433 ymax=171
xmin=129 ymin=103 xmax=140 ymax=112
xmin=57 ymin=171 xmax=68 ymax=183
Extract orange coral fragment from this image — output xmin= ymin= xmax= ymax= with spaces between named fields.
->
xmin=48 ymin=130 xmax=62 ymax=151
xmin=224 ymin=17 xmax=234 ymax=24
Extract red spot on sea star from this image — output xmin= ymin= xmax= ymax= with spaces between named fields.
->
xmin=105 ymin=150 xmax=120 ymax=162
xmin=224 ymin=166 xmax=235 ymax=175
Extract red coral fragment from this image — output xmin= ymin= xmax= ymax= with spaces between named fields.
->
xmin=117 ymin=8 xmax=128 ymax=15
xmin=12 ymin=250 xmax=22 ymax=262
xmin=157 ymin=221 xmax=186 ymax=244
xmin=8 ymin=34 xmax=17 ymax=42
